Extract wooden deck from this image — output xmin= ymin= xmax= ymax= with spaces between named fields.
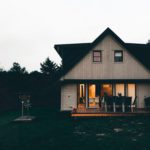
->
xmin=71 ymin=108 xmax=150 ymax=117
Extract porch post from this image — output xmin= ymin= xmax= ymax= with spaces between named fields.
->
xmin=86 ymin=84 xmax=88 ymax=108
xmin=113 ymin=102 xmax=116 ymax=112
xmin=122 ymin=103 xmax=125 ymax=112
xmin=104 ymin=101 xmax=107 ymax=112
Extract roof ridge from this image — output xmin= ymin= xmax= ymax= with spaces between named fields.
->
xmin=55 ymin=42 xmax=91 ymax=47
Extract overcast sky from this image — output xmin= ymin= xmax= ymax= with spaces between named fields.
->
xmin=0 ymin=0 xmax=150 ymax=72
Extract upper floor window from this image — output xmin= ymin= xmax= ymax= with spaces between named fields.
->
xmin=114 ymin=50 xmax=123 ymax=62
xmin=93 ymin=50 xmax=102 ymax=62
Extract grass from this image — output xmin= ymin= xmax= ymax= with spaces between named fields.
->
xmin=0 ymin=108 xmax=150 ymax=150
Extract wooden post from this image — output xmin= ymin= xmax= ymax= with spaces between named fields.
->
xmin=113 ymin=102 xmax=116 ymax=112
xmin=21 ymin=101 xmax=24 ymax=117
xmin=122 ymin=103 xmax=125 ymax=112
xmin=86 ymin=84 xmax=88 ymax=109
xmin=105 ymin=102 xmax=107 ymax=112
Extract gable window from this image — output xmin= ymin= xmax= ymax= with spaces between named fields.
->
xmin=93 ymin=51 xmax=102 ymax=62
xmin=114 ymin=50 xmax=123 ymax=62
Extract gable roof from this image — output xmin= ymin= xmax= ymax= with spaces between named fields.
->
xmin=125 ymin=43 xmax=150 ymax=70
xmin=92 ymin=27 xmax=125 ymax=47
xmin=54 ymin=28 xmax=150 ymax=76
xmin=55 ymin=43 xmax=92 ymax=76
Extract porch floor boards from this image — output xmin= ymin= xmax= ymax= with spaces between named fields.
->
xmin=71 ymin=109 xmax=150 ymax=117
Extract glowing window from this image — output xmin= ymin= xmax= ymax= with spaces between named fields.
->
xmin=89 ymin=84 xmax=96 ymax=98
xmin=79 ymin=84 xmax=85 ymax=98
xmin=127 ymin=84 xmax=135 ymax=102
xmin=116 ymin=84 xmax=125 ymax=96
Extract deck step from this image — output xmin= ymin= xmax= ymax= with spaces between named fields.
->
xmin=71 ymin=111 xmax=150 ymax=117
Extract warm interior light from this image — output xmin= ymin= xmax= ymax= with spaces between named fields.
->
xmin=79 ymin=84 xmax=85 ymax=97
xmin=89 ymin=84 xmax=96 ymax=98
xmin=116 ymin=84 xmax=125 ymax=96
xmin=103 ymin=84 xmax=110 ymax=88
xmin=101 ymin=84 xmax=112 ymax=96
xmin=128 ymin=84 xmax=135 ymax=102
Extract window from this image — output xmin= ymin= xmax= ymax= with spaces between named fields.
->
xmin=88 ymin=84 xmax=100 ymax=108
xmin=78 ymin=84 xmax=86 ymax=107
xmin=93 ymin=51 xmax=102 ymax=62
xmin=115 ymin=84 xmax=125 ymax=96
xmin=79 ymin=84 xmax=85 ymax=98
xmin=89 ymin=84 xmax=96 ymax=98
xmin=101 ymin=84 xmax=112 ymax=97
xmin=127 ymin=84 xmax=136 ymax=103
xmin=114 ymin=50 xmax=123 ymax=62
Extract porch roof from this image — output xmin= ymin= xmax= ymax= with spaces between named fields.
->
xmin=60 ymin=79 xmax=150 ymax=84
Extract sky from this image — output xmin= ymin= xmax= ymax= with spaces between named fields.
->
xmin=0 ymin=0 xmax=150 ymax=72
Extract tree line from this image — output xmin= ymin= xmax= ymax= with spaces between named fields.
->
xmin=0 ymin=58 xmax=62 ymax=111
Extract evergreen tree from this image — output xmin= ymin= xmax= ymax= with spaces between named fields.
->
xmin=40 ymin=57 xmax=59 ymax=77
xmin=9 ymin=62 xmax=28 ymax=74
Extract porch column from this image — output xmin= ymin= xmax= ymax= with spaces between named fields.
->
xmin=86 ymin=84 xmax=88 ymax=108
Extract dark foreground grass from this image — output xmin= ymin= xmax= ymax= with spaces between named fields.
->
xmin=0 ymin=108 xmax=150 ymax=150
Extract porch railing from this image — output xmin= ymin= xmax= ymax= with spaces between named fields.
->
xmin=74 ymin=96 xmax=137 ymax=113
xmin=102 ymin=96 xmax=137 ymax=113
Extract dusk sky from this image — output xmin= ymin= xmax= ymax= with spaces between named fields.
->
xmin=0 ymin=0 xmax=150 ymax=72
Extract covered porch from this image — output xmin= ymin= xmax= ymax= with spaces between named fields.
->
xmin=77 ymin=83 xmax=137 ymax=109
xmin=72 ymin=82 xmax=150 ymax=117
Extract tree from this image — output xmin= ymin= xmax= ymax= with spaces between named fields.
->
xmin=40 ymin=57 xmax=59 ymax=77
xmin=9 ymin=62 xmax=28 ymax=74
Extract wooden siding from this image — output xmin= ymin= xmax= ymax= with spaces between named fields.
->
xmin=61 ymin=84 xmax=77 ymax=110
xmin=62 ymin=35 xmax=150 ymax=80
xmin=137 ymin=83 xmax=150 ymax=108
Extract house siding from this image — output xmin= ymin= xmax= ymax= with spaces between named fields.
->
xmin=61 ymin=84 xmax=77 ymax=111
xmin=62 ymin=35 xmax=150 ymax=80
xmin=137 ymin=83 xmax=150 ymax=108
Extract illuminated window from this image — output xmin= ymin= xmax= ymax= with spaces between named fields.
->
xmin=101 ymin=84 xmax=112 ymax=96
xmin=88 ymin=84 xmax=99 ymax=108
xmin=93 ymin=51 xmax=102 ymax=62
xmin=114 ymin=50 xmax=123 ymax=62
xmin=78 ymin=84 xmax=86 ymax=107
xmin=127 ymin=84 xmax=135 ymax=103
xmin=79 ymin=84 xmax=85 ymax=98
xmin=89 ymin=84 xmax=96 ymax=98
xmin=116 ymin=84 xmax=125 ymax=96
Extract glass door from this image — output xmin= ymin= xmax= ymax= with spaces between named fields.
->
xmin=77 ymin=84 xmax=86 ymax=109
xmin=101 ymin=84 xmax=113 ymax=97
xmin=115 ymin=84 xmax=125 ymax=96
xmin=88 ymin=84 xmax=100 ymax=108
xmin=127 ymin=84 xmax=136 ymax=103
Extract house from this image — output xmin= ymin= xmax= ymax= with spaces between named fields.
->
xmin=54 ymin=28 xmax=150 ymax=113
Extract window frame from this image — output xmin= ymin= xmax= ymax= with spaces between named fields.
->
xmin=93 ymin=50 xmax=102 ymax=62
xmin=114 ymin=50 xmax=123 ymax=62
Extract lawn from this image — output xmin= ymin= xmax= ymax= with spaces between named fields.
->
xmin=0 ymin=108 xmax=150 ymax=150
